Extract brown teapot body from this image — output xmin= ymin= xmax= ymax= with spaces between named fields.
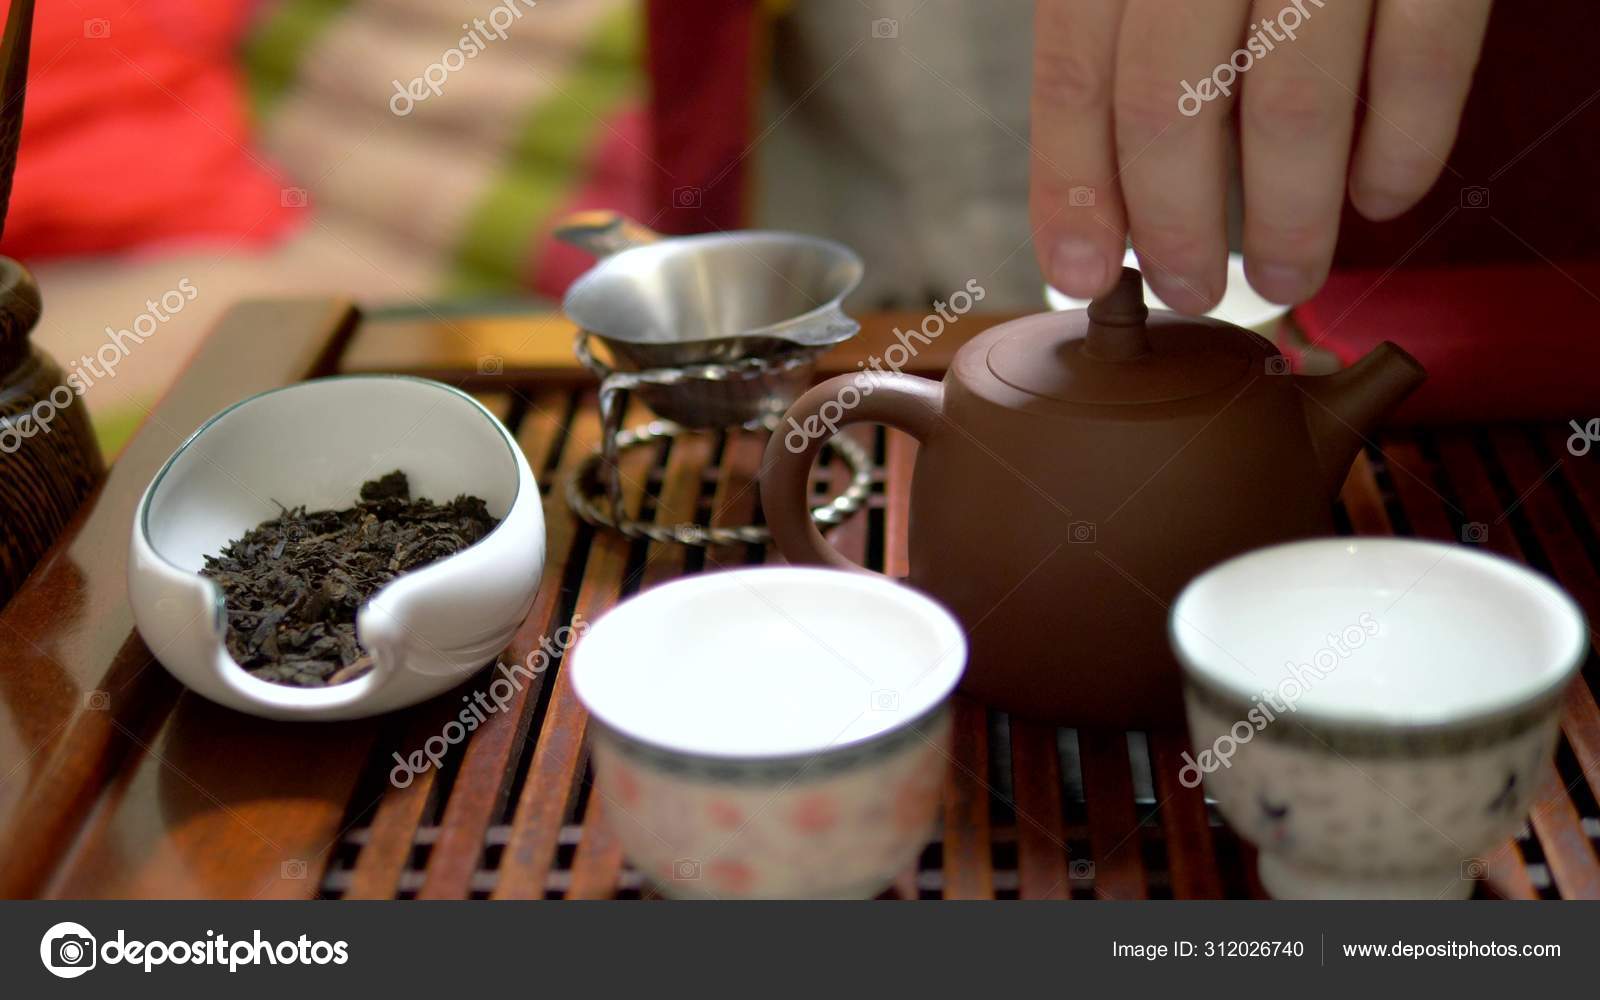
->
xmin=760 ymin=270 xmax=1424 ymax=729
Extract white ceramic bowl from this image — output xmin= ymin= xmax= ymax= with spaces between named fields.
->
xmin=129 ymin=376 xmax=545 ymax=721
xmin=1170 ymin=538 xmax=1587 ymax=899
xmin=571 ymin=567 xmax=966 ymax=898
xmin=1046 ymin=250 xmax=1290 ymax=336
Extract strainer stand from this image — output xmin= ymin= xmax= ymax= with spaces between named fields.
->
xmin=567 ymin=332 xmax=871 ymax=546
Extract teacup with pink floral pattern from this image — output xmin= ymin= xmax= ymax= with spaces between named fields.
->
xmin=572 ymin=567 xmax=966 ymax=899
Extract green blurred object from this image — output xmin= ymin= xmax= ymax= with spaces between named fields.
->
xmin=91 ymin=403 xmax=148 ymax=462
xmin=241 ymin=0 xmax=355 ymax=117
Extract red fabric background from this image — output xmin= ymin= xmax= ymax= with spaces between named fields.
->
xmin=1295 ymin=264 xmax=1600 ymax=426
xmin=645 ymin=0 xmax=761 ymax=234
xmin=0 ymin=1 xmax=297 ymax=259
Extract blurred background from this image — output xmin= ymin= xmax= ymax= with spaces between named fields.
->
xmin=2 ymin=0 xmax=1597 ymax=456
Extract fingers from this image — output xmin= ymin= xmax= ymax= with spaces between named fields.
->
xmin=1114 ymin=0 xmax=1251 ymax=314
xmin=1031 ymin=0 xmax=1128 ymax=300
xmin=1349 ymin=0 xmax=1493 ymax=221
xmin=1239 ymin=0 xmax=1374 ymax=305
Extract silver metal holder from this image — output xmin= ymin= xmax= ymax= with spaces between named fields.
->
xmin=567 ymin=335 xmax=872 ymax=546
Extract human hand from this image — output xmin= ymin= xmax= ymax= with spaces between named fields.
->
xmin=1030 ymin=0 xmax=1493 ymax=312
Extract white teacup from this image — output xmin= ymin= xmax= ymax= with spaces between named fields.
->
xmin=1170 ymin=538 xmax=1587 ymax=899
xmin=571 ymin=567 xmax=966 ymax=898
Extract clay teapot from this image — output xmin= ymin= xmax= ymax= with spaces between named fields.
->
xmin=759 ymin=268 xmax=1425 ymax=728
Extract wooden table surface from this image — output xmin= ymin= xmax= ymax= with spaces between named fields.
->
xmin=1 ymin=301 xmax=1596 ymax=900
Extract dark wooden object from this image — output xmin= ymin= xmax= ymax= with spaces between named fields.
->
xmin=0 ymin=304 xmax=1595 ymax=900
xmin=0 ymin=0 xmax=105 ymax=609
xmin=0 ymin=255 xmax=104 ymax=609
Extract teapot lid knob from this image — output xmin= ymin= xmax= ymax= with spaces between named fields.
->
xmin=1084 ymin=267 xmax=1152 ymax=362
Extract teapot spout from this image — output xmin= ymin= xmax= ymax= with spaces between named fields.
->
xmin=1295 ymin=342 xmax=1426 ymax=495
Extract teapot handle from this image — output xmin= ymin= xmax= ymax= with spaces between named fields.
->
xmin=760 ymin=373 xmax=943 ymax=574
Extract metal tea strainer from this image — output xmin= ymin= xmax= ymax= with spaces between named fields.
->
xmin=557 ymin=212 xmax=873 ymax=546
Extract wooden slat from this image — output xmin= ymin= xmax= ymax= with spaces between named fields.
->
xmin=1435 ymin=431 xmax=1516 ymax=556
xmin=1008 ymin=719 xmax=1070 ymax=899
xmin=705 ymin=430 xmax=764 ymax=572
xmin=491 ymin=654 xmax=590 ymax=900
xmin=883 ymin=432 xmax=917 ymax=578
xmin=1489 ymin=430 xmax=1600 ymax=806
xmin=1484 ymin=429 xmax=1600 ymax=899
xmin=567 ymin=430 xmax=714 ymax=899
xmin=1527 ymin=760 xmax=1600 ymax=898
xmin=0 ymin=300 xmax=359 ymax=899
xmin=1561 ymin=678 xmax=1600 ymax=808
xmin=1384 ymin=434 xmax=1540 ymax=899
xmin=1488 ymin=428 xmax=1582 ymax=578
xmin=1540 ymin=426 xmax=1600 ymax=811
xmin=1339 ymin=450 xmax=1393 ymax=535
xmin=564 ymin=800 xmax=626 ymax=900
xmin=333 ymin=394 xmax=522 ymax=900
xmin=636 ymin=434 xmax=717 ymax=590
xmin=1437 ymin=430 xmax=1600 ymax=898
xmin=1547 ymin=424 xmax=1600 ymax=515
xmin=1484 ymin=837 xmax=1540 ymax=900
xmin=1149 ymin=731 xmax=1224 ymax=899
xmin=1380 ymin=436 xmax=1459 ymax=541
xmin=939 ymin=695 xmax=993 ymax=899
xmin=415 ymin=391 xmax=585 ymax=898
xmin=492 ymin=398 xmax=656 ymax=898
xmin=340 ymin=707 xmax=453 ymax=899
xmin=1078 ymin=730 xmax=1148 ymax=899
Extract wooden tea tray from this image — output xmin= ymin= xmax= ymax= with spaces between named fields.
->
xmin=1 ymin=301 xmax=1596 ymax=899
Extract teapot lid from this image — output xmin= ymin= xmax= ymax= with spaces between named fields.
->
xmin=985 ymin=268 xmax=1264 ymax=405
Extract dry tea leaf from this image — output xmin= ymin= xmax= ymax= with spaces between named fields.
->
xmin=201 ymin=471 xmax=499 ymax=687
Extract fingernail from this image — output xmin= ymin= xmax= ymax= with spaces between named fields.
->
xmin=1351 ymin=183 xmax=1412 ymax=222
xmin=1145 ymin=271 xmax=1217 ymax=315
xmin=1049 ymin=238 xmax=1108 ymax=298
xmin=1252 ymin=263 xmax=1313 ymax=305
